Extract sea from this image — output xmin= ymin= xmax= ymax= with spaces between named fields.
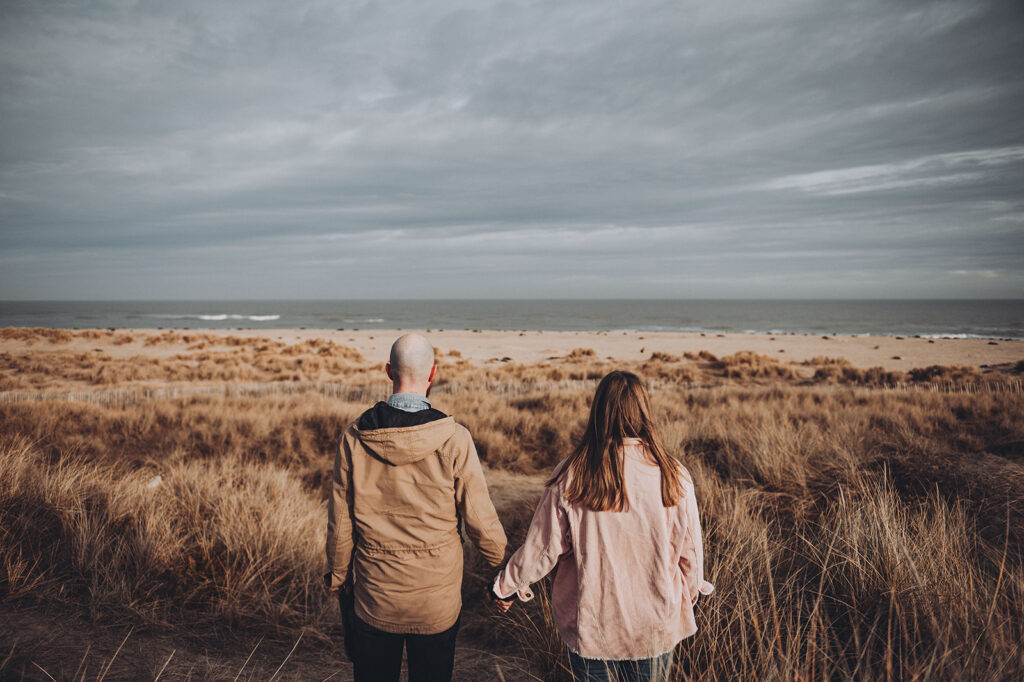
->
xmin=1 ymin=300 xmax=1022 ymax=339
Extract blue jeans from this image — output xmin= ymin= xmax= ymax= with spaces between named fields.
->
xmin=568 ymin=649 xmax=673 ymax=682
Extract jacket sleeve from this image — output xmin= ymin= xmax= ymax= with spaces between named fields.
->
xmin=677 ymin=481 xmax=714 ymax=605
xmin=492 ymin=483 xmax=572 ymax=601
xmin=453 ymin=429 xmax=507 ymax=567
xmin=325 ymin=433 xmax=355 ymax=592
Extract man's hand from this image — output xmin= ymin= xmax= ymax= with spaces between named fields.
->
xmin=487 ymin=585 xmax=515 ymax=614
xmin=324 ymin=573 xmax=353 ymax=596
xmin=337 ymin=579 xmax=355 ymax=614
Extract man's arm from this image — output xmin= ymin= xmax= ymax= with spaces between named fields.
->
xmin=325 ymin=434 xmax=355 ymax=591
xmin=453 ymin=429 xmax=507 ymax=567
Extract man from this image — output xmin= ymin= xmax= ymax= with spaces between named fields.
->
xmin=326 ymin=333 xmax=507 ymax=682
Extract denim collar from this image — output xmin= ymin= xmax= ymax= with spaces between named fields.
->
xmin=387 ymin=392 xmax=432 ymax=413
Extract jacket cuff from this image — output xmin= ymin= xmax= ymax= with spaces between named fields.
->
xmin=493 ymin=574 xmax=534 ymax=602
xmin=325 ymin=570 xmax=349 ymax=592
xmin=690 ymin=580 xmax=714 ymax=605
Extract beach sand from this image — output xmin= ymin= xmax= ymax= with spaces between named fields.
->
xmin=4 ymin=328 xmax=1020 ymax=372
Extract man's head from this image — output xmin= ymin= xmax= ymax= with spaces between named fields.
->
xmin=386 ymin=333 xmax=437 ymax=395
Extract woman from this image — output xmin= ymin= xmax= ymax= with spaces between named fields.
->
xmin=490 ymin=371 xmax=713 ymax=682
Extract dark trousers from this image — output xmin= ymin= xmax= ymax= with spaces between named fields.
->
xmin=344 ymin=600 xmax=459 ymax=682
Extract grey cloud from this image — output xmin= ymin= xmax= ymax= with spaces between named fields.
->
xmin=1 ymin=0 xmax=1022 ymax=298
xmin=758 ymin=146 xmax=1024 ymax=195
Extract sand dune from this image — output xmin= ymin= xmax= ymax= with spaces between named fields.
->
xmin=1 ymin=326 xmax=1022 ymax=680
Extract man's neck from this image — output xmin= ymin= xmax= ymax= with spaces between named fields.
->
xmin=387 ymin=391 xmax=432 ymax=413
xmin=392 ymin=385 xmax=428 ymax=396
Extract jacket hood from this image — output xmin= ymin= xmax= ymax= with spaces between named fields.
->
xmin=355 ymin=415 xmax=459 ymax=465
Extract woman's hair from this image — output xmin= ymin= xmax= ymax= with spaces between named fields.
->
xmin=548 ymin=370 xmax=683 ymax=511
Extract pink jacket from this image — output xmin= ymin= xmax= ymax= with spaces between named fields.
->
xmin=493 ymin=439 xmax=714 ymax=660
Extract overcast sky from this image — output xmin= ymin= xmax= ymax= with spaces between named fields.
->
xmin=1 ymin=0 xmax=1022 ymax=299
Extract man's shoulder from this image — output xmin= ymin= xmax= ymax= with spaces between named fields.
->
xmin=448 ymin=419 xmax=474 ymax=441
xmin=424 ymin=419 xmax=473 ymax=457
xmin=337 ymin=421 xmax=360 ymax=452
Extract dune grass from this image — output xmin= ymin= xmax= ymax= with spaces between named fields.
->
xmin=481 ymin=385 xmax=1024 ymax=681
xmin=1 ymin=329 xmax=1023 ymax=679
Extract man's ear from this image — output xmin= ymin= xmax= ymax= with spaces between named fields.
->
xmin=385 ymin=362 xmax=393 ymax=381
xmin=428 ymin=365 xmax=437 ymax=383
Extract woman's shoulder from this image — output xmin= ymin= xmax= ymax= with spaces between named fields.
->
xmin=549 ymin=456 xmax=570 ymax=478
xmin=546 ymin=457 xmax=573 ymax=493
xmin=675 ymin=460 xmax=694 ymax=486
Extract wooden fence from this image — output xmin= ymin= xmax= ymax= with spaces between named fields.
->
xmin=1 ymin=377 xmax=1021 ymax=408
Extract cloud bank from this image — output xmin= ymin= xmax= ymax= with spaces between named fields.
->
xmin=1 ymin=0 xmax=1022 ymax=298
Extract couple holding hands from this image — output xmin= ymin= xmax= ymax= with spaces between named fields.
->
xmin=326 ymin=334 xmax=713 ymax=682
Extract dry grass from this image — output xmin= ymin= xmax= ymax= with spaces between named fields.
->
xmin=0 ymin=336 xmax=367 ymax=391
xmin=482 ymin=385 xmax=1024 ymax=681
xmin=3 ymin=329 xmax=1021 ymax=394
xmin=1 ymin=328 xmax=1023 ymax=679
xmin=0 ymin=436 xmax=332 ymax=634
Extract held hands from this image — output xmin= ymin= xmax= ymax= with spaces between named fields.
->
xmin=487 ymin=585 xmax=515 ymax=614
xmin=323 ymin=573 xmax=354 ymax=594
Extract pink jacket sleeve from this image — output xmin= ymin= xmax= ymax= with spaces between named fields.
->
xmin=677 ymin=484 xmax=714 ymax=605
xmin=492 ymin=483 xmax=572 ymax=601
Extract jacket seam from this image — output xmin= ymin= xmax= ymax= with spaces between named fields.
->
xmin=355 ymin=604 xmax=460 ymax=635
xmin=358 ymin=536 xmax=460 ymax=553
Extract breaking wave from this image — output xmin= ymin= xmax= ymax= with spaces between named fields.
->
xmin=145 ymin=313 xmax=281 ymax=322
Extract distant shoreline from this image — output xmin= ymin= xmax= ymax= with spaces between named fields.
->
xmin=2 ymin=299 xmax=1022 ymax=340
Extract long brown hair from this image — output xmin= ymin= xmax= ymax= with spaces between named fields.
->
xmin=548 ymin=370 xmax=683 ymax=511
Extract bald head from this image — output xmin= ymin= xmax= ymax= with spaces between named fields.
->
xmin=387 ymin=334 xmax=436 ymax=388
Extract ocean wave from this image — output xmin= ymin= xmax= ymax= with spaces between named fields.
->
xmin=606 ymin=327 xmax=1015 ymax=339
xmin=918 ymin=333 xmax=986 ymax=339
xmin=343 ymin=318 xmax=385 ymax=323
xmin=144 ymin=313 xmax=281 ymax=321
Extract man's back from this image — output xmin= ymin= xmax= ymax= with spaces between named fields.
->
xmin=327 ymin=400 xmax=507 ymax=635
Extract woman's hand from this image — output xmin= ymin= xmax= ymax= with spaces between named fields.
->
xmin=487 ymin=585 xmax=515 ymax=613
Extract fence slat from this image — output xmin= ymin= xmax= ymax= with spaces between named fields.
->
xmin=1 ymin=377 xmax=1021 ymax=407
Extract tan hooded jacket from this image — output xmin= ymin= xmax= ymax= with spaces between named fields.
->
xmin=326 ymin=410 xmax=507 ymax=634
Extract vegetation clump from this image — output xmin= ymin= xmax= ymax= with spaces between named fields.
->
xmin=1 ymin=328 xmax=1022 ymax=679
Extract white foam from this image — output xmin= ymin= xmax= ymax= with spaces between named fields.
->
xmin=918 ymin=333 xmax=992 ymax=339
xmin=144 ymin=313 xmax=280 ymax=322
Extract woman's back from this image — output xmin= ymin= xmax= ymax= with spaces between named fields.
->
xmin=492 ymin=370 xmax=713 ymax=676
xmin=495 ymin=439 xmax=712 ymax=660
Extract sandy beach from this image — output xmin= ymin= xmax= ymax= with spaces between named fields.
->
xmin=4 ymin=327 xmax=1020 ymax=372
